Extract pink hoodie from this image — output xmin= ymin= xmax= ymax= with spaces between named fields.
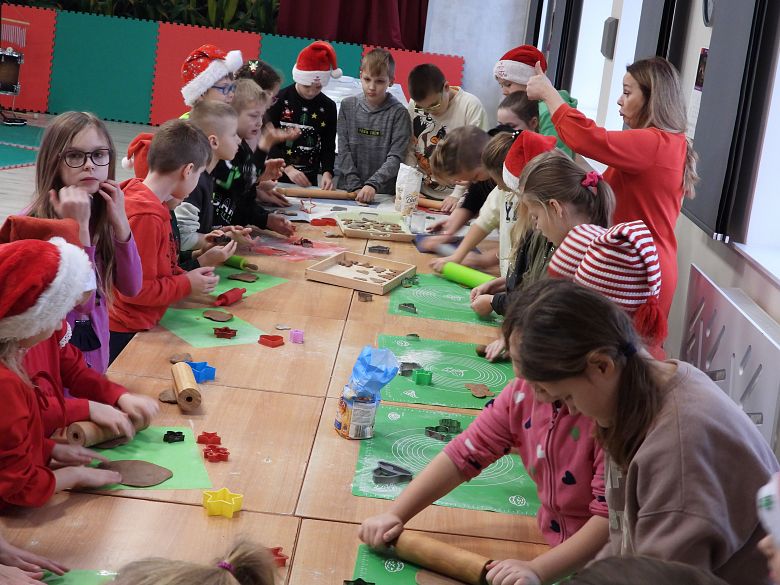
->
xmin=444 ymin=378 xmax=607 ymax=545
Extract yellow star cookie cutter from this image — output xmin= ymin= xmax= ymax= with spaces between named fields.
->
xmin=202 ymin=487 xmax=244 ymax=518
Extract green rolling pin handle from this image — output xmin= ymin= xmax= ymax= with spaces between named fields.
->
xmin=225 ymin=255 xmax=247 ymax=270
xmin=441 ymin=262 xmax=494 ymax=289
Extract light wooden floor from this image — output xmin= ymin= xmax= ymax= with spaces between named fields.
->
xmin=0 ymin=118 xmax=546 ymax=582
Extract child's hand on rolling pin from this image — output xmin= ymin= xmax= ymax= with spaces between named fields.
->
xmin=470 ymin=294 xmax=494 ymax=317
xmin=429 ymin=254 xmax=456 ymax=273
xmin=486 ymin=560 xmax=541 ymax=585
xmin=197 ymin=241 xmax=238 ymax=268
xmin=186 ymin=266 xmax=219 ymax=294
xmin=88 ymin=400 xmax=135 ymax=440
xmin=117 ymin=393 xmax=159 ymax=428
xmin=358 ymin=513 xmax=405 ymax=550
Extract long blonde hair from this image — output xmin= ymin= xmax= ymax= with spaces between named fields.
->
xmin=0 ymin=340 xmax=29 ymax=386
xmin=626 ymin=57 xmax=699 ymax=198
xmin=113 ymin=541 xmax=276 ymax=585
xmin=28 ymin=112 xmax=118 ymax=300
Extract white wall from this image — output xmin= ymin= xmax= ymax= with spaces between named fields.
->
xmin=423 ymin=0 xmax=531 ymax=127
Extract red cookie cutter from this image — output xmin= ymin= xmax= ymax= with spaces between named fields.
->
xmin=267 ymin=546 xmax=289 ymax=567
xmin=196 ymin=431 xmax=222 ymax=445
xmin=259 ymin=334 xmax=285 ymax=348
xmin=213 ymin=326 xmax=237 ymax=339
xmin=311 ymin=217 xmax=337 ymax=226
xmin=203 ymin=445 xmax=230 ymax=462
xmin=214 ymin=287 xmax=246 ymax=307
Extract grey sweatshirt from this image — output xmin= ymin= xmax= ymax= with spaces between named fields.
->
xmin=336 ymin=93 xmax=411 ymax=194
xmin=601 ymin=360 xmax=779 ymax=585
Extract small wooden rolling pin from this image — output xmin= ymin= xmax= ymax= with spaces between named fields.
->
xmin=394 ymin=532 xmax=491 ymax=585
xmin=276 ymin=186 xmax=357 ymax=200
xmin=66 ymin=418 xmax=148 ymax=448
xmin=171 ymin=361 xmax=202 ymax=412
xmin=417 ymin=197 xmax=444 ymax=211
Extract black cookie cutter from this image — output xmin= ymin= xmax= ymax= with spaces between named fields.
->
xmin=368 ymin=245 xmax=390 ymax=254
xmin=399 ymin=361 xmax=422 ymax=376
xmin=424 ymin=418 xmax=463 ymax=442
xmin=372 ymin=461 xmax=413 ymax=485
xmin=344 ymin=579 xmax=375 ymax=585
xmin=399 ymin=303 xmax=417 ymax=314
xmin=163 ymin=430 xmax=185 ymax=443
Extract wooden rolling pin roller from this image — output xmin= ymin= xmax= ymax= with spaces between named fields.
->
xmin=276 ymin=186 xmax=357 ymax=200
xmin=66 ymin=418 xmax=148 ymax=448
xmin=171 ymin=361 xmax=202 ymax=412
xmin=394 ymin=532 xmax=491 ymax=585
xmin=417 ymin=197 xmax=444 ymax=211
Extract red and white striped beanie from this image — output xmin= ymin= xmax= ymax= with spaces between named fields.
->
xmin=548 ymin=220 xmax=666 ymax=344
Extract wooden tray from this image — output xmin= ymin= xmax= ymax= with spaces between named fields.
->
xmin=305 ymin=251 xmax=416 ymax=295
xmin=335 ymin=211 xmax=415 ymax=242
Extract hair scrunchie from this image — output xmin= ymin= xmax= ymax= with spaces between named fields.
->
xmin=217 ymin=561 xmax=235 ymax=574
xmin=581 ymin=170 xmax=602 ymax=190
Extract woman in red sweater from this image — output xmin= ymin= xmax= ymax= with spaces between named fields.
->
xmin=526 ymin=57 xmax=698 ymax=322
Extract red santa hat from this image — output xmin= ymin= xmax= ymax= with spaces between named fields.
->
xmin=502 ymin=130 xmax=557 ymax=191
xmin=292 ymin=41 xmax=342 ymax=87
xmin=548 ymin=220 xmax=667 ymax=345
xmin=0 ymin=237 xmax=93 ymax=341
xmin=181 ymin=44 xmax=243 ymax=106
xmin=493 ymin=45 xmax=547 ymax=86
xmin=121 ymin=132 xmax=154 ymax=179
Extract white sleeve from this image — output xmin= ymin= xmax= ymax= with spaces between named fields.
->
xmin=173 ymin=202 xmax=201 ymax=251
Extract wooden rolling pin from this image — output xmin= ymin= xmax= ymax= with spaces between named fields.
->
xmin=417 ymin=197 xmax=444 ymax=211
xmin=171 ymin=361 xmax=202 ymax=412
xmin=66 ymin=418 xmax=148 ymax=448
xmin=276 ymin=186 xmax=357 ymax=200
xmin=394 ymin=532 xmax=491 ymax=585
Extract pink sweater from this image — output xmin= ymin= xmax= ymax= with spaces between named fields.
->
xmin=445 ymin=378 xmax=607 ymax=545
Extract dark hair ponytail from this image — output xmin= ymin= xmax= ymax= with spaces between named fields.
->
xmin=503 ymin=279 xmax=663 ymax=469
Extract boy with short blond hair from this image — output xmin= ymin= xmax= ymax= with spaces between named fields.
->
xmin=109 ymin=120 xmax=219 ymax=361
xmin=212 ymin=78 xmax=294 ymax=236
xmin=407 ymin=64 xmax=489 ymax=207
xmin=336 ymin=48 xmax=411 ymax=203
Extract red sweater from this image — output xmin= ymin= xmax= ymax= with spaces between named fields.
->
xmin=0 ymin=364 xmax=56 ymax=508
xmin=551 ymin=105 xmax=687 ymax=320
xmin=109 ymin=179 xmax=191 ymax=332
xmin=23 ymin=322 xmax=127 ymax=436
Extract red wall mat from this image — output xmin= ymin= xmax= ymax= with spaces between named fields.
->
xmin=363 ymin=45 xmax=464 ymax=101
xmin=150 ymin=23 xmax=261 ymax=126
xmin=0 ymin=4 xmax=56 ymax=113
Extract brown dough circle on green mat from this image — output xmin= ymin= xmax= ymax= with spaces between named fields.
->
xmin=203 ymin=310 xmax=234 ymax=322
xmin=228 ymin=272 xmax=259 ymax=283
xmin=98 ymin=460 xmax=173 ymax=487
xmin=415 ymin=569 xmax=467 ymax=585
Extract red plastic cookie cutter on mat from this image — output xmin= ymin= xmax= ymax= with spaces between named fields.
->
xmin=311 ymin=217 xmax=337 ymax=226
xmin=259 ymin=334 xmax=285 ymax=348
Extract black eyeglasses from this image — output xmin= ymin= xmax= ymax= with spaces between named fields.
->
xmin=61 ymin=148 xmax=112 ymax=168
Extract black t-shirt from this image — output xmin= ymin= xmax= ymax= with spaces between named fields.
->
xmin=461 ymin=179 xmax=496 ymax=216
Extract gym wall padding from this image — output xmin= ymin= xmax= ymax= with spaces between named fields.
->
xmin=150 ymin=24 xmax=261 ymax=126
xmin=49 ymin=11 xmax=158 ymax=123
xmin=363 ymin=45 xmax=464 ymax=100
xmin=260 ymin=34 xmax=364 ymax=86
xmin=0 ymin=4 xmax=57 ymax=114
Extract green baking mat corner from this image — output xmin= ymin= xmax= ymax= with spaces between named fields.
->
xmin=160 ymin=307 xmax=264 ymax=348
xmin=94 ymin=426 xmax=211 ymax=491
xmin=353 ymin=405 xmax=539 ymax=516
xmin=43 ymin=570 xmax=116 ymax=585
xmin=0 ymin=124 xmax=44 ymax=147
xmin=353 ymin=544 xmax=418 ymax=585
xmin=0 ymin=144 xmax=37 ymax=168
xmin=378 ymin=335 xmax=513 ymax=409
xmin=388 ymin=274 xmax=502 ymax=327
xmin=211 ymin=265 xmax=287 ymax=297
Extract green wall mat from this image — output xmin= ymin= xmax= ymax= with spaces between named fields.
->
xmin=388 ymin=274 xmax=502 ymax=327
xmin=160 ymin=307 xmax=264 ymax=348
xmin=378 ymin=335 xmax=513 ymax=409
xmin=353 ymin=405 xmax=540 ymax=516
xmin=44 ymin=570 xmax=116 ymax=584
xmin=0 ymin=124 xmax=44 ymax=147
xmin=0 ymin=144 xmax=37 ymax=169
xmin=49 ymin=12 xmax=157 ymax=122
xmin=211 ymin=265 xmax=287 ymax=297
xmin=93 ymin=426 xmax=211 ymax=491
xmin=260 ymin=35 xmax=364 ymax=85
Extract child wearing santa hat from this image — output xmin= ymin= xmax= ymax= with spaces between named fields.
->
xmin=266 ymin=41 xmax=340 ymax=190
xmin=0 ymin=238 xmax=124 ymax=508
xmin=494 ymin=45 xmax=577 ymax=158
xmin=122 ymin=43 xmax=244 ymax=178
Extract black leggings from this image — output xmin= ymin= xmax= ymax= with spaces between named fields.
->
xmin=108 ymin=331 xmax=136 ymax=366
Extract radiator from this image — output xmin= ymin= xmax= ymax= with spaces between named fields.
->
xmin=682 ymin=264 xmax=780 ymax=453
